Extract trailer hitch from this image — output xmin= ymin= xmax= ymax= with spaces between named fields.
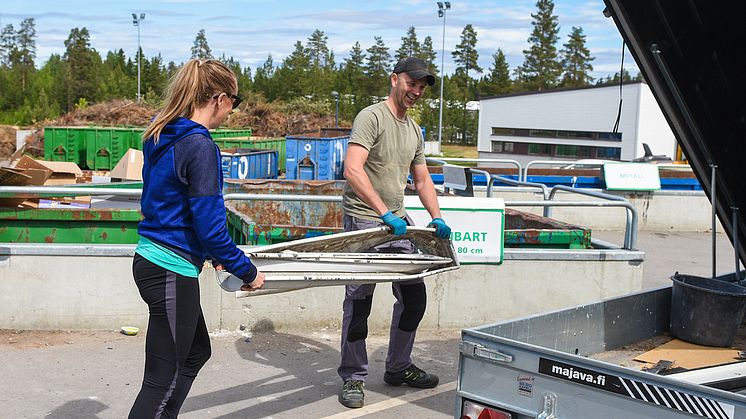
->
xmin=536 ymin=392 xmax=557 ymax=419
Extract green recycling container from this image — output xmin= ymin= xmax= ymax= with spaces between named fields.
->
xmin=0 ymin=207 xmax=143 ymax=244
xmin=211 ymin=128 xmax=253 ymax=139
xmin=85 ymin=127 xmax=142 ymax=170
xmin=43 ymin=127 xmax=87 ymax=166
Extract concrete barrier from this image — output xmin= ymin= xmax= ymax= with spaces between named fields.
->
xmin=0 ymin=244 xmax=643 ymax=332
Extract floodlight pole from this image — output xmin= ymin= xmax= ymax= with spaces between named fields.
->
xmin=132 ymin=13 xmax=145 ymax=102
xmin=331 ymin=91 xmax=339 ymax=127
xmin=437 ymin=2 xmax=450 ymax=151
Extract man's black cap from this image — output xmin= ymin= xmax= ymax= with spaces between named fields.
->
xmin=393 ymin=57 xmax=435 ymax=86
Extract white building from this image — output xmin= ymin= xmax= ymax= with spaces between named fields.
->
xmin=477 ymin=81 xmax=677 ymax=166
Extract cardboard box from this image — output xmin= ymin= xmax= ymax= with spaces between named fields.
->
xmin=110 ymin=149 xmax=143 ymax=181
xmin=0 ymin=156 xmax=85 ymax=207
xmin=13 ymin=155 xmax=83 ymax=186
xmin=0 ymin=167 xmax=39 ymax=207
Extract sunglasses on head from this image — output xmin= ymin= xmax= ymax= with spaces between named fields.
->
xmin=213 ymin=93 xmax=243 ymax=109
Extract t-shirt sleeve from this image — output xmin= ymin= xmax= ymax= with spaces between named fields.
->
xmin=412 ymin=124 xmax=426 ymax=165
xmin=349 ymin=110 xmax=378 ymax=150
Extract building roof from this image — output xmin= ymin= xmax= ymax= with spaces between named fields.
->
xmin=478 ymin=80 xmax=646 ymax=102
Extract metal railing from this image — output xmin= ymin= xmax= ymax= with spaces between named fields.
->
xmin=485 ymin=173 xmax=549 ymax=201
xmin=522 ymin=158 xmax=692 ymax=182
xmin=0 ymin=186 xmax=143 ymax=198
xmin=545 ymin=185 xmax=637 ymax=250
xmin=0 ymin=183 xmax=637 ymax=250
xmin=427 ymin=157 xmax=523 ymax=175
xmin=522 ymin=159 xmax=580 ymax=182
xmin=426 ymin=157 xmax=638 ymax=249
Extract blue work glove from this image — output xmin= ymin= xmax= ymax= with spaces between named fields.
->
xmin=427 ymin=218 xmax=451 ymax=239
xmin=381 ymin=211 xmax=407 ymax=236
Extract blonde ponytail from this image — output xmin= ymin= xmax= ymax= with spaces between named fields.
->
xmin=143 ymin=59 xmax=237 ymax=143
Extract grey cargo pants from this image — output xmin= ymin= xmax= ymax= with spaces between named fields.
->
xmin=337 ymin=214 xmax=427 ymax=382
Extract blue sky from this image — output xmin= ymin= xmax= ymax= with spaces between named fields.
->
xmin=0 ymin=0 xmax=637 ymax=80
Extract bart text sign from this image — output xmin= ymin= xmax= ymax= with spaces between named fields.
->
xmin=404 ymin=196 xmax=504 ymax=264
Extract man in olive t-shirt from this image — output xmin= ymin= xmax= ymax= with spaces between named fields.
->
xmin=337 ymin=57 xmax=453 ymax=409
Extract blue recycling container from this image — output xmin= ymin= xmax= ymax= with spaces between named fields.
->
xmin=221 ymin=148 xmax=278 ymax=180
xmin=285 ymin=132 xmax=349 ymax=180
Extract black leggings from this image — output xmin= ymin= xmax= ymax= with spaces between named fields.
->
xmin=129 ymin=253 xmax=211 ymax=419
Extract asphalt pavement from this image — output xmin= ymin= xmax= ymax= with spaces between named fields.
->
xmin=1 ymin=231 xmax=740 ymax=418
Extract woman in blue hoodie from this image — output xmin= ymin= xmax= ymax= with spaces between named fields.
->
xmin=130 ymin=59 xmax=264 ymax=418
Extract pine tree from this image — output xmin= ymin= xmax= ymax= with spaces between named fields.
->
xmin=306 ymin=29 xmax=331 ymax=69
xmin=365 ymin=36 xmax=391 ymax=97
xmin=516 ymin=0 xmax=562 ymax=90
xmin=63 ymin=27 xmax=98 ymax=111
xmin=560 ymin=26 xmax=594 ymax=87
xmin=98 ymin=49 xmax=134 ymax=100
xmin=253 ymin=54 xmax=277 ymax=100
xmin=480 ymin=49 xmax=511 ymax=96
xmin=340 ymin=42 xmax=368 ymax=116
xmin=451 ymin=24 xmax=482 ymax=145
xmin=15 ymin=18 xmax=36 ymax=90
xmin=143 ymin=53 xmax=166 ymax=100
xmin=37 ymin=53 xmax=66 ymax=114
xmin=220 ymin=54 xmax=252 ymax=98
xmin=0 ymin=24 xmax=15 ymax=68
xmin=395 ymin=26 xmax=421 ymax=61
xmin=418 ymin=35 xmax=438 ymax=76
xmin=306 ymin=29 xmax=334 ymax=98
xmin=277 ymin=40 xmax=311 ymax=98
xmin=190 ymin=29 xmax=212 ymax=59
xmin=452 ymin=24 xmax=482 ymax=79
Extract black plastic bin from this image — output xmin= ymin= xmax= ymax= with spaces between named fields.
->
xmin=670 ymin=273 xmax=746 ymax=347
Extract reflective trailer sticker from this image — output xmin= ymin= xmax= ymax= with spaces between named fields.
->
xmin=538 ymin=357 xmax=735 ymax=419
xmin=517 ymin=374 xmax=535 ymax=397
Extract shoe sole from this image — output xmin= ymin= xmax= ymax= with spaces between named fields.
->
xmin=383 ymin=376 xmax=439 ymax=389
xmin=338 ymin=395 xmax=364 ymax=409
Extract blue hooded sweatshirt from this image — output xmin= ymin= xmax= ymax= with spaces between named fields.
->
xmin=138 ymin=117 xmax=258 ymax=283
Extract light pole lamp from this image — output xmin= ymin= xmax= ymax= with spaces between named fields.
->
xmin=132 ymin=13 xmax=145 ymax=103
xmin=437 ymin=1 xmax=450 ymax=150
xmin=331 ymin=91 xmax=339 ymax=127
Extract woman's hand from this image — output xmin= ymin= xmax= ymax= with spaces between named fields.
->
xmin=241 ymin=271 xmax=265 ymax=291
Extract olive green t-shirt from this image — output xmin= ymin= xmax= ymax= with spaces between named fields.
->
xmin=343 ymin=101 xmax=426 ymax=221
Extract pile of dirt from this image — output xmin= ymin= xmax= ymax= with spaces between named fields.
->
xmin=0 ymin=125 xmax=15 ymax=160
xmin=0 ymin=100 xmax=346 ymax=159
xmin=226 ymin=102 xmax=344 ymax=137
xmin=50 ymin=100 xmax=156 ymax=127
xmin=46 ymin=99 xmax=344 ymax=137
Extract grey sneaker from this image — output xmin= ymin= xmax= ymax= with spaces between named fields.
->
xmin=339 ymin=379 xmax=365 ymax=408
xmin=383 ymin=363 xmax=439 ymax=388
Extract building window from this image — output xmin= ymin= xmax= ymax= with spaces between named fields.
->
xmin=596 ymin=147 xmax=621 ymax=159
xmin=558 ymin=130 xmax=596 ymax=140
xmin=491 ymin=141 xmax=515 ymax=153
xmin=528 ymin=143 xmax=553 ymax=155
xmin=598 ymin=132 xmax=623 ymax=141
xmin=491 ymin=126 xmax=622 ymax=142
xmin=491 ymin=127 xmax=515 ymax=136
xmin=556 ymin=145 xmax=578 ymax=157
xmin=529 ymin=129 xmax=555 ymax=138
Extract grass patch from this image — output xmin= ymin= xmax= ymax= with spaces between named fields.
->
xmin=427 ymin=144 xmax=479 ymax=166
xmin=440 ymin=144 xmax=478 ymax=159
